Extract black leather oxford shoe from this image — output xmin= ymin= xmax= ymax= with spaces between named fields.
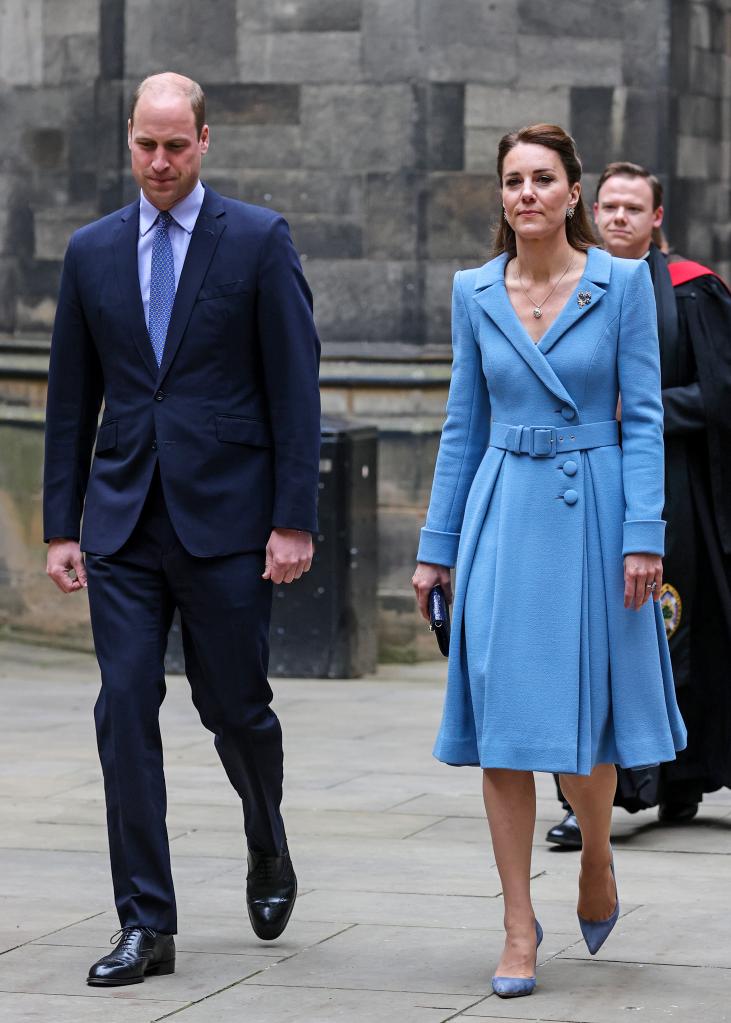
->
xmin=87 ymin=927 xmax=175 ymax=986
xmin=545 ymin=811 xmax=583 ymax=849
xmin=246 ymin=849 xmax=297 ymax=940
xmin=658 ymin=801 xmax=699 ymax=823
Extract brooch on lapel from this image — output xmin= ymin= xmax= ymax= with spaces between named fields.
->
xmin=577 ymin=290 xmax=592 ymax=308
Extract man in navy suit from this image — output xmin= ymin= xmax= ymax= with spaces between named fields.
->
xmin=44 ymin=72 xmax=321 ymax=986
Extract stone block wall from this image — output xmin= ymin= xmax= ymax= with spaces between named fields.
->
xmin=0 ymin=0 xmax=729 ymax=657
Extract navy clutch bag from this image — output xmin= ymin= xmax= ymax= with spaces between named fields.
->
xmin=428 ymin=585 xmax=450 ymax=657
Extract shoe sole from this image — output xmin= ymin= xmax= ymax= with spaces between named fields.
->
xmin=87 ymin=959 xmax=175 ymax=986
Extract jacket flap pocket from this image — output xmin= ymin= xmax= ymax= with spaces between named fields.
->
xmin=197 ymin=280 xmax=250 ymax=302
xmin=95 ymin=421 xmax=117 ymax=453
xmin=215 ymin=415 xmax=272 ymax=448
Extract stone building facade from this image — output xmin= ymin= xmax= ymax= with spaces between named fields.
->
xmin=0 ymin=0 xmax=729 ymax=657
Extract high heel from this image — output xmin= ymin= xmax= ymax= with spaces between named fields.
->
xmin=578 ymin=853 xmax=619 ymax=955
xmin=491 ymin=920 xmax=543 ymax=998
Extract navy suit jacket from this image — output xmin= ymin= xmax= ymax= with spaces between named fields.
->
xmin=43 ymin=186 xmax=321 ymax=557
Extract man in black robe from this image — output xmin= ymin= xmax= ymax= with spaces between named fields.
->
xmin=547 ymin=161 xmax=731 ymax=848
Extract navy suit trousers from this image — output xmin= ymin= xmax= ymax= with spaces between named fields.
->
xmin=85 ymin=467 xmax=286 ymax=934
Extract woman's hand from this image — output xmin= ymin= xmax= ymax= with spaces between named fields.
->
xmin=412 ymin=562 xmax=453 ymax=622
xmin=624 ymin=553 xmax=662 ymax=610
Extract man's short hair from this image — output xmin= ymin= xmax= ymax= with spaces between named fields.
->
xmin=129 ymin=73 xmax=206 ymax=138
xmin=596 ymin=161 xmax=663 ymax=209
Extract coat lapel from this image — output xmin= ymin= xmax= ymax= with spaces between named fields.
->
xmin=113 ymin=201 xmax=159 ymax=381
xmin=538 ymin=247 xmax=611 ymax=355
xmin=472 ymin=254 xmax=579 ymax=412
xmin=156 ymin=187 xmax=227 ymax=387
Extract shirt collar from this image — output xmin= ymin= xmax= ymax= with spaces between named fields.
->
xmin=139 ymin=180 xmax=206 ymax=237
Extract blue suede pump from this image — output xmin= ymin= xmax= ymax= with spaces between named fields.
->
xmin=491 ymin=920 xmax=543 ymax=998
xmin=578 ymin=854 xmax=619 ymax=955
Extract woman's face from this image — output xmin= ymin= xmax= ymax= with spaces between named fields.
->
xmin=501 ymin=143 xmax=580 ymax=243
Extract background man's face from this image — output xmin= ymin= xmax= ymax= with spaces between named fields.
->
xmin=593 ymin=175 xmax=662 ymax=259
xmin=128 ymin=91 xmax=209 ymax=210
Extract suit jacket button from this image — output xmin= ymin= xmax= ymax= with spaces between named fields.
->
xmin=561 ymin=406 xmax=576 ymax=420
xmin=155 ymin=390 xmax=165 ymax=401
xmin=563 ymin=489 xmax=579 ymax=505
xmin=563 ymin=459 xmax=578 ymax=477
xmin=151 ymin=440 xmax=158 ymax=451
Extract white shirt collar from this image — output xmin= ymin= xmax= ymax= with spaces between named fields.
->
xmin=139 ymin=180 xmax=206 ymax=236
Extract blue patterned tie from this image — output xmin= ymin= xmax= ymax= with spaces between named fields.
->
xmin=148 ymin=210 xmax=175 ymax=366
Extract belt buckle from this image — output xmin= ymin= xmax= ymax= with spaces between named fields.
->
xmin=528 ymin=426 xmax=556 ymax=457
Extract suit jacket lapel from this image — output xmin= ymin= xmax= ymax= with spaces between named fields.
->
xmin=538 ymin=247 xmax=611 ymax=355
xmin=113 ymin=201 xmax=159 ymax=381
xmin=472 ymin=255 xmax=578 ymax=412
xmin=156 ymin=188 xmax=227 ymax=386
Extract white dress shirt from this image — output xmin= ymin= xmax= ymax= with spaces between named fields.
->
xmin=137 ymin=180 xmax=205 ymax=329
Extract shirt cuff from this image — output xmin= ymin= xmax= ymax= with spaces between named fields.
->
xmin=417 ymin=528 xmax=460 ymax=567
xmin=622 ymin=519 xmax=666 ymax=557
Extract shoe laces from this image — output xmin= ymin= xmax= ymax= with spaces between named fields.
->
xmin=255 ymin=857 xmax=277 ymax=881
xmin=109 ymin=926 xmax=157 ymax=948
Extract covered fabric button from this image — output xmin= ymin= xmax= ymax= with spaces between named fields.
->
xmin=563 ymin=489 xmax=579 ymax=505
xmin=563 ymin=459 xmax=578 ymax=477
xmin=561 ymin=406 xmax=576 ymax=420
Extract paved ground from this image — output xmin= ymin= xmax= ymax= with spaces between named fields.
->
xmin=0 ymin=639 xmax=729 ymax=1023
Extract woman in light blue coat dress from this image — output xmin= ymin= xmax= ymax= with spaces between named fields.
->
xmin=413 ymin=125 xmax=686 ymax=998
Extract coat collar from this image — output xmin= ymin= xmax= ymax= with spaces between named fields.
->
xmin=472 ymin=247 xmax=612 ymax=411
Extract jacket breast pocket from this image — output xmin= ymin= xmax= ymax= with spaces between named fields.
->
xmin=197 ymin=281 xmax=250 ymax=302
xmin=95 ymin=421 xmax=118 ymax=454
xmin=215 ymin=415 xmax=272 ymax=448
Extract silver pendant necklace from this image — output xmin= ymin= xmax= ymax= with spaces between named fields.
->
xmin=516 ymin=254 xmax=575 ymax=319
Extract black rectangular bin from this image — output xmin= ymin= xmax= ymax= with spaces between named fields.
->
xmin=165 ymin=417 xmax=378 ymax=679
xmin=270 ymin=417 xmax=378 ymax=678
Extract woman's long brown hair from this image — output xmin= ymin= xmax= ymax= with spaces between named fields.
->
xmin=492 ymin=124 xmax=598 ymax=258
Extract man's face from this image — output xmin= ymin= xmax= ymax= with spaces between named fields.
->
xmin=128 ymin=90 xmax=209 ymax=210
xmin=593 ymin=175 xmax=662 ymax=258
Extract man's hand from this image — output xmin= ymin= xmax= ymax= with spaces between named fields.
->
xmin=263 ymin=528 xmax=314 ymax=584
xmin=47 ymin=539 xmax=87 ymax=594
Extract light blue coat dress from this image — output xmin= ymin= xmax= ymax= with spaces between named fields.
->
xmin=417 ymin=248 xmax=687 ymax=775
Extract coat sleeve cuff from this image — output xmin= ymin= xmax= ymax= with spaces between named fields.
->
xmin=622 ymin=519 xmax=666 ymax=557
xmin=417 ymin=528 xmax=460 ymax=567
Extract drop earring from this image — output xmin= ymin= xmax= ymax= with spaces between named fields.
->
xmin=503 ymin=207 xmax=509 ymax=222
xmin=566 ymin=206 xmax=575 ymax=219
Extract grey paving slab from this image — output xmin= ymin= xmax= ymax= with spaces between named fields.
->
xmin=168 ymin=815 xmax=443 ymax=858
xmin=36 ymin=908 xmax=353 ymax=960
xmin=207 ymin=835 xmax=504 ymax=898
xmin=556 ymin=902 xmax=731 ymax=968
xmin=165 ymin=983 xmax=478 ymax=1023
xmin=0 ymin=993 xmax=188 ymax=1023
xmin=245 ymin=922 xmax=572 ymax=998
xmin=459 ymin=960 xmax=731 ymax=1022
xmin=0 ymin=942 xmax=274 ymax=1001
xmin=0 ymin=819 xmax=139 ymax=854
xmin=529 ymin=849 xmax=731 ymax=907
xmin=294 ymin=889 xmax=594 ymax=937
xmin=0 ymin=897 xmax=103 ymax=954
xmin=403 ymin=809 xmax=731 ymax=855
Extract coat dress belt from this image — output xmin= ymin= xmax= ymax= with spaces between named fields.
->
xmin=489 ymin=419 xmax=619 ymax=458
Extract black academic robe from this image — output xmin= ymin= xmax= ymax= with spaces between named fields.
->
xmin=648 ymin=246 xmax=731 ymax=795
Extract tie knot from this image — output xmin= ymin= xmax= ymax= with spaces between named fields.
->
xmin=157 ymin=210 xmax=172 ymax=229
